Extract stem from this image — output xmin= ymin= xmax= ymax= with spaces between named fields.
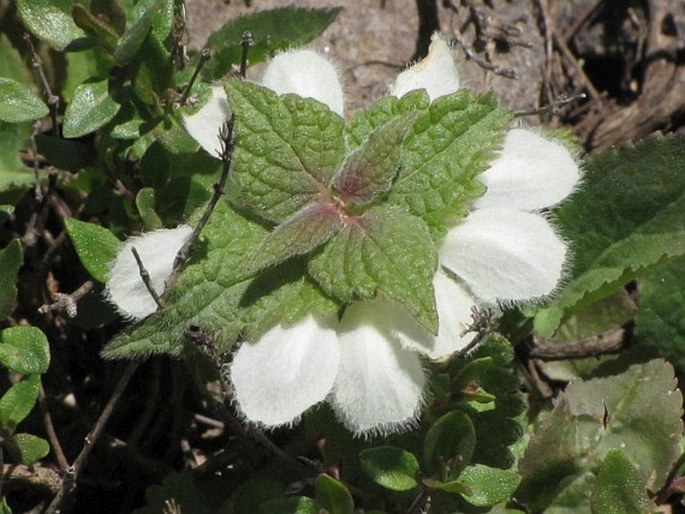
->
xmin=45 ymin=362 xmax=139 ymax=514
xmin=240 ymin=31 xmax=254 ymax=78
xmin=131 ymin=247 xmax=165 ymax=310
xmin=179 ymin=48 xmax=212 ymax=106
xmin=38 ymin=383 xmax=69 ymax=471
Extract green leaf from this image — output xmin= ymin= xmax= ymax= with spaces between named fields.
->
xmin=101 ymin=203 xmax=268 ymax=359
xmin=0 ymin=374 xmax=40 ymax=431
xmin=203 ymin=7 xmax=341 ymax=80
xmin=590 ymin=449 xmax=653 ymax=514
xmin=16 ymin=0 xmax=86 ymax=51
xmin=72 ymin=4 xmax=119 ymax=53
xmin=131 ymin=35 xmax=173 ymax=106
xmin=63 ymin=79 xmax=121 ymax=138
xmin=0 ymin=122 xmax=33 ymax=191
xmin=226 ymin=80 xmax=346 ymax=222
xmin=635 ymin=257 xmax=685 ymax=372
xmin=113 ymin=0 xmax=159 ymax=65
xmin=534 ymin=136 xmax=685 ymax=337
xmin=6 ymin=433 xmax=50 ymax=465
xmin=0 ymin=327 xmax=50 ymax=375
xmin=518 ymin=360 xmax=683 ymax=511
xmin=424 ymin=411 xmax=476 ymax=480
xmin=314 ymin=474 xmax=354 ymax=514
xmin=346 ymin=90 xmax=430 ymax=149
xmin=64 ymin=46 xmax=114 ymax=103
xmin=309 ymin=205 xmax=438 ymax=333
xmin=128 ymin=0 xmax=173 ymax=42
xmin=134 ymin=470 xmax=214 ymax=514
xmin=458 ymin=465 xmax=519 ymax=507
xmin=334 ymin=116 xmax=414 ymax=204
xmin=36 ymin=134 xmax=96 ymax=170
xmin=135 ymin=188 xmax=163 ymax=231
xmin=0 ymin=239 xmax=22 ymax=320
xmin=388 ymin=90 xmax=510 ymax=227
xmin=258 ymin=497 xmax=318 ymax=514
xmin=422 ymin=477 xmax=470 ymax=495
xmin=359 ymin=446 xmax=421 ymax=492
xmin=0 ymin=78 xmax=48 ymax=123
xmin=248 ymin=203 xmax=342 ymax=271
xmin=0 ymin=35 xmax=31 ymax=85
xmin=64 ymin=217 xmax=121 ymax=283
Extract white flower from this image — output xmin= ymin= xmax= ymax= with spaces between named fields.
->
xmin=183 ymin=86 xmax=231 ymax=157
xmin=217 ymin=35 xmax=581 ymax=436
xmin=106 ymin=226 xmax=193 ymax=320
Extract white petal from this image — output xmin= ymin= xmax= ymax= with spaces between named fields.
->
xmin=106 ymin=226 xmax=193 ymax=319
xmin=389 ymin=33 xmax=460 ymax=102
xmin=332 ymin=301 xmax=426 ymax=436
xmin=230 ymin=315 xmax=340 ymax=428
xmin=440 ymin=209 xmax=566 ymax=303
xmin=394 ymin=269 xmax=477 ymax=360
xmin=183 ymin=86 xmax=231 ymax=158
xmin=474 ymin=129 xmax=581 ymax=211
xmin=261 ymin=49 xmax=344 ymax=116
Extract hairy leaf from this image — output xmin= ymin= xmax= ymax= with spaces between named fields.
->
xmin=458 ymin=465 xmax=520 ymax=507
xmin=535 ymin=136 xmax=685 ymax=337
xmin=225 ymin=80 xmax=346 ymax=222
xmin=359 ymin=446 xmax=421 ymax=491
xmin=65 ymin=217 xmax=121 ymax=283
xmin=314 ymin=474 xmax=354 ymax=514
xmin=0 ymin=326 xmax=50 ymax=375
xmin=0 ymin=122 xmax=33 ymax=190
xmin=590 ymin=449 xmax=653 ymax=514
xmin=0 ymin=78 xmax=48 ymax=123
xmin=424 ymin=411 xmax=476 ymax=480
xmin=17 ymin=0 xmax=86 ymax=50
xmin=6 ymin=433 xmax=50 ymax=466
xmin=0 ymin=374 xmax=39 ymax=431
xmin=63 ymin=79 xmax=121 ymax=138
xmin=308 ymin=205 xmax=438 ymax=333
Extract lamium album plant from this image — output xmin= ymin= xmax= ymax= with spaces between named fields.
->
xmin=1 ymin=3 xmax=684 ymax=513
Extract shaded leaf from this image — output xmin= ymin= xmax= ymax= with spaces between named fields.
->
xmin=6 ymin=433 xmax=50 ymax=466
xmin=135 ymin=188 xmax=163 ymax=231
xmin=36 ymin=134 xmax=96 ymax=170
xmin=308 ymin=205 xmax=438 ymax=333
xmin=258 ymin=497 xmax=318 ymax=514
xmin=0 ymin=374 xmax=40 ymax=431
xmin=314 ymin=473 xmax=354 ymax=514
xmin=424 ymin=411 xmax=476 ymax=480
xmin=72 ymin=4 xmax=119 ymax=53
xmin=359 ymin=446 xmax=421 ymax=492
xmin=0 ymin=326 xmax=50 ymax=375
xmin=0 ymin=239 xmax=22 ymax=320
xmin=535 ymin=136 xmax=685 ymax=337
xmin=0 ymin=122 xmax=33 ymax=191
xmin=64 ymin=217 xmax=121 ymax=283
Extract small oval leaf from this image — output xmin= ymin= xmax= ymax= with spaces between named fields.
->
xmin=314 ymin=474 xmax=354 ymax=514
xmin=424 ymin=410 xmax=476 ymax=479
xmin=359 ymin=446 xmax=421 ymax=492
xmin=0 ymin=375 xmax=40 ymax=430
xmin=63 ymin=79 xmax=121 ymax=138
xmin=65 ymin=218 xmax=121 ymax=283
xmin=0 ymin=78 xmax=48 ymax=123
xmin=7 ymin=433 xmax=50 ymax=465
xmin=458 ymin=464 xmax=520 ymax=507
xmin=0 ymin=327 xmax=50 ymax=375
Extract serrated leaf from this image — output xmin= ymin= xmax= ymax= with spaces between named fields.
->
xmin=314 ymin=474 xmax=354 ymax=514
xmin=345 ymin=90 xmax=430 ymax=149
xmin=0 ymin=121 xmax=33 ymax=191
xmin=6 ymin=433 xmax=50 ymax=465
xmin=309 ymin=205 xmax=438 ymax=333
xmin=202 ymin=7 xmax=341 ymax=80
xmin=359 ymin=446 xmax=421 ymax=491
xmin=334 ymin=115 xmax=414 ymax=204
xmin=65 ymin=217 xmax=121 ymax=283
xmin=249 ymin=203 xmax=342 ymax=271
xmin=16 ymin=0 xmax=86 ymax=51
xmin=0 ymin=374 xmax=39 ymax=430
xmin=424 ymin=411 xmax=476 ymax=480
xmin=388 ymin=90 xmax=510 ymax=227
xmin=534 ymin=136 xmax=685 ymax=337
xmin=0 ymin=239 xmax=22 ymax=320
xmin=226 ymin=80 xmax=346 ymax=222
xmin=518 ymin=360 xmax=683 ymax=511
xmin=635 ymin=257 xmax=685 ymax=372
xmin=101 ymin=203 xmax=267 ymax=359
xmin=0 ymin=327 xmax=50 ymax=375
xmin=590 ymin=449 xmax=653 ymax=514
xmin=0 ymin=78 xmax=48 ymax=123
xmin=458 ymin=465 xmax=519 ymax=507
xmin=63 ymin=79 xmax=121 ymax=138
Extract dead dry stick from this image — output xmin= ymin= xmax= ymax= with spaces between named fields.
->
xmin=38 ymin=384 xmax=69 ymax=472
xmin=530 ymin=328 xmax=625 ymax=360
xmin=39 ymin=280 xmax=94 ymax=317
xmin=45 ymin=361 xmax=139 ymax=514
xmin=131 ymin=246 xmax=165 ymax=311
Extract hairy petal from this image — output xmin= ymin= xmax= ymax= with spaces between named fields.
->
xmin=261 ymin=49 xmax=344 ymax=116
xmin=332 ymin=301 xmax=426 ymax=436
xmin=230 ymin=315 xmax=340 ymax=427
xmin=106 ymin=226 xmax=193 ymax=319
xmin=474 ymin=129 xmax=581 ymax=211
xmin=183 ymin=86 xmax=231 ymax=157
xmin=440 ymin=209 xmax=567 ymax=303
xmin=390 ymin=33 xmax=460 ymax=102
xmin=394 ymin=269 xmax=477 ymax=360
